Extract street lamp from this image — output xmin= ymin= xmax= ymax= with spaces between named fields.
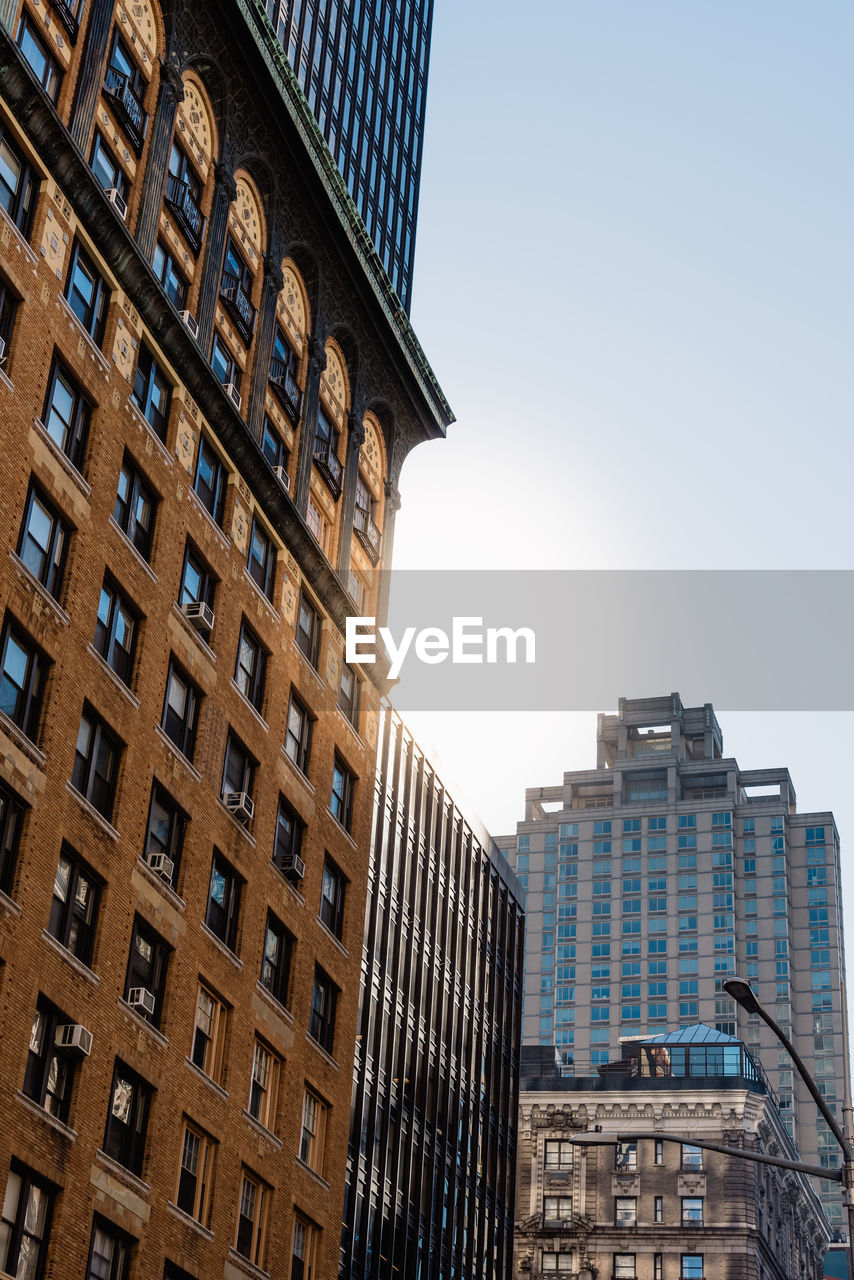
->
xmin=724 ymin=976 xmax=854 ymax=1279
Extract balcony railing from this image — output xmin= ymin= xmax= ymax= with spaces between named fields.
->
xmin=51 ymin=0 xmax=80 ymax=40
xmin=269 ymin=357 xmax=302 ymax=423
xmin=353 ymin=504 xmax=381 ymax=563
xmin=219 ymin=271 xmax=256 ymax=344
xmin=165 ymin=176 xmax=204 ymax=255
xmin=313 ymin=438 xmax=343 ymax=498
xmin=103 ymin=67 xmax=147 ymax=153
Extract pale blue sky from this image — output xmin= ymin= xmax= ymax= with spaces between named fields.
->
xmin=388 ymin=4 xmax=854 ymax=862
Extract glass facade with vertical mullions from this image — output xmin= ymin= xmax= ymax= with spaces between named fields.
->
xmin=340 ymin=705 xmax=525 ymax=1280
xmin=263 ymin=0 xmax=432 ymax=312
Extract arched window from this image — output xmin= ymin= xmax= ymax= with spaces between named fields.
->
xmin=352 ymin=411 xmax=386 ymax=567
xmin=157 ymin=76 xmax=217 ymax=312
xmin=212 ymin=172 xmax=265 ymax=412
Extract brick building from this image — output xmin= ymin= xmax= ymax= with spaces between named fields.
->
xmin=0 ymin=0 xmax=450 ymax=1275
xmin=514 ymin=1028 xmax=831 ymax=1280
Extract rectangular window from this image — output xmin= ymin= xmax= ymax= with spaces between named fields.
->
xmin=104 ymin=31 xmax=148 ymax=152
xmin=175 ymin=1121 xmax=214 ymax=1224
xmin=615 ymin=1142 xmax=636 ymax=1170
xmin=682 ymin=1197 xmax=703 ymax=1226
xmin=132 ymin=344 xmax=171 ymax=439
xmin=261 ymin=416 xmax=288 ymax=470
xmin=94 ymin=577 xmax=138 ymax=685
xmin=614 ymin=1257 xmax=636 ymax=1280
xmin=161 ymin=660 xmax=201 ymax=761
xmin=247 ymin=517 xmax=275 ymax=598
xmin=205 ymin=851 xmax=242 ymax=953
xmin=0 ymin=124 xmax=36 ymax=236
xmin=72 ymin=707 xmax=122 ymax=820
xmin=299 ymin=1087 xmax=328 ymax=1173
xmin=179 ymin=542 xmax=217 ymax=626
xmin=296 ymin=590 xmax=321 ymax=667
xmin=193 ymin=436 xmax=227 ymax=525
xmin=86 ymin=1217 xmax=132 ymax=1280
xmin=16 ymin=14 xmax=62 ymax=101
xmin=234 ymin=621 xmax=266 ymax=711
xmin=541 ymin=1254 xmax=572 ymax=1273
xmin=0 ymin=1161 xmax=55 ymax=1279
xmin=544 ymin=1140 xmax=573 ymax=1171
xmin=309 ymin=966 xmax=338 ymax=1055
xmin=42 ymin=357 xmax=90 ymax=469
xmin=290 ymin=1216 xmax=318 ymax=1280
xmin=269 ymin=328 xmax=300 ymax=421
xmin=319 ymin=855 xmax=346 ymax=940
xmin=103 ymin=1059 xmax=152 ymax=1175
xmin=190 ymin=980 xmax=228 ymax=1081
xmin=18 ymin=481 xmax=68 ymax=598
xmin=615 ymin=1197 xmax=636 ymax=1226
xmin=48 ymin=844 xmax=100 ymax=964
xmin=0 ymin=617 xmax=47 ymax=741
xmin=221 ymin=731 xmax=255 ymax=808
xmin=330 ymin=755 xmax=355 ymax=831
xmin=125 ymin=916 xmax=170 ymax=1027
xmin=90 ymin=132 xmax=129 ymax=202
xmin=654 ymin=1195 xmax=663 ymax=1222
xmin=165 ymin=143 xmax=204 ymax=255
xmin=249 ymin=1039 xmax=281 ymax=1131
xmin=144 ymin=782 xmax=185 ymax=887
xmin=543 ymin=1196 xmax=573 ymax=1221
xmin=23 ymin=994 xmax=79 ymax=1122
xmin=285 ymin=691 xmax=313 ymax=774
xmin=235 ymin=1170 xmax=268 ymax=1267
xmin=260 ymin=911 xmax=294 ymax=1007
xmin=681 ymin=1144 xmax=703 ymax=1170
xmin=114 ymin=454 xmax=156 ymax=559
xmin=210 ymin=331 xmax=241 ymax=391
xmin=681 ymin=1257 xmax=704 ymax=1280
xmin=153 ymin=240 xmax=188 ymax=310
xmin=65 ymin=240 xmax=108 ymax=345
xmin=273 ymin=796 xmax=304 ymax=875
xmin=0 ymin=781 xmax=25 ymax=898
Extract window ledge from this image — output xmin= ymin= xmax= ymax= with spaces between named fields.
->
xmin=200 ymin=920 xmax=243 ymax=970
xmin=127 ymin=396 xmax=174 ymax=468
xmin=271 ymin=861 xmax=305 ymax=907
xmin=294 ymin=1156 xmax=330 ymax=1191
xmin=229 ymin=679 xmax=268 ymax=733
xmin=0 ymin=707 xmax=46 ymax=769
xmin=109 ymin=516 xmax=158 ymax=583
xmin=57 ymin=292 xmax=111 ymax=376
xmin=315 ymin=916 xmax=348 ymax=959
xmin=226 ymin=1248 xmax=270 ymax=1280
xmin=15 ymin=1090 xmax=78 ymax=1140
xmin=117 ymin=996 xmax=169 ymax=1047
xmin=154 ymin=724 xmax=202 ymax=782
xmin=0 ymin=888 xmax=21 ymax=918
xmin=242 ymin=1109 xmax=283 ymax=1150
xmin=86 ymin=643 xmax=141 ymax=707
xmin=95 ymin=1149 xmax=151 ymax=1198
xmin=171 ymin=602 xmax=218 ymax=665
xmin=31 ymin=418 xmax=92 ymax=499
xmin=65 ymin=780 xmax=120 ymax=840
xmin=9 ymin=551 xmax=72 ymax=627
xmin=242 ymin=566 xmax=280 ymax=620
xmin=0 ymin=201 xmax=38 ymax=266
xmin=305 ymin=1032 xmax=339 ymax=1071
xmin=41 ymin=928 xmax=100 ymax=984
xmin=166 ymin=1200 xmax=215 ymax=1241
xmin=217 ymin=797 xmax=257 ymax=846
xmin=135 ymin=856 xmax=186 ymax=911
xmin=187 ymin=485 xmax=231 ymax=552
xmin=325 ymin=807 xmax=357 ymax=851
xmin=291 ymin=639 xmax=324 ymax=690
xmin=254 ymin=980 xmax=294 ymax=1024
xmin=280 ymin=747 xmax=315 ymax=795
xmin=184 ymin=1055 xmax=229 ymax=1102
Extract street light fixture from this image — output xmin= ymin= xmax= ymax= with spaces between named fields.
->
xmin=724 ymin=975 xmax=854 ymax=1280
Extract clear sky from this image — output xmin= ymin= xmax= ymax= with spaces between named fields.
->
xmin=388 ymin=2 xmax=854 ymax=877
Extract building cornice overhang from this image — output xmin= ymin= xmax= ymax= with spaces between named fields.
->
xmin=0 ymin=32 xmax=392 ymax=685
xmin=229 ymin=0 xmax=453 ymax=438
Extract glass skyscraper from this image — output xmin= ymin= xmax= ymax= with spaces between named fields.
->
xmin=264 ymin=0 xmax=434 ymax=312
xmin=497 ymin=693 xmax=851 ymax=1237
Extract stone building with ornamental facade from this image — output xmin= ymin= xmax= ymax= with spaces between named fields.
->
xmin=0 ymin=0 xmax=451 ymax=1276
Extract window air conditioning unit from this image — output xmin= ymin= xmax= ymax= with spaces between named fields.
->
xmin=225 ymin=382 xmax=242 ymax=411
xmin=181 ymin=600 xmax=215 ymax=632
xmin=281 ymin=852 xmax=306 ymax=882
xmin=146 ymin=849 xmax=175 ymax=882
xmin=180 ymin=310 xmax=199 ymax=339
xmin=128 ymin=987 xmax=156 ymax=1017
xmin=55 ymin=1023 xmax=93 ymax=1056
xmin=223 ymin=791 xmax=254 ymax=822
xmin=106 ymin=187 xmax=128 ymax=221
xmin=273 ymin=465 xmax=290 ymax=492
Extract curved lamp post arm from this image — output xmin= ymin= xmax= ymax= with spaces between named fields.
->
xmin=569 ymin=1131 xmax=841 ymax=1182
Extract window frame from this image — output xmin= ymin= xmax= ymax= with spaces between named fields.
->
xmin=273 ymin=795 xmax=304 ymax=874
xmin=90 ymin=131 xmax=129 ymax=202
xmin=103 ymin=1059 xmax=152 ymax=1176
xmin=0 ymin=1160 xmax=55 ymax=1280
xmin=161 ymin=659 xmax=201 ymax=761
xmin=132 ymin=343 xmax=172 ymax=440
xmin=71 ymin=706 xmax=122 ymax=821
xmin=16 ymin=13 xmax=62 ymax=101
xmin=248 ymin=1038 xmax=281 ymax=1132
xmin=290 ymin=1215 xmax=317 ymax=1280
xmin=260 ymin=910 xmax=293 ymax=1008
xmin=205 ymin=850 xmax=242 ymax=953
xmin=22 ymin=994 xmax=77 ymax=1122
xmin=190 ymin=980 xmax=228 ymax=1082
xmin=337 ymin=661 xmax=360 ymax=727
xmin=221 ymin=731 xmax=255 ymax=806
xmin=329 ymin=754 xmax=355 ymax=831
xmin=235 ymin=1169 xmax=268 ymax=1267
xmin=681 ymin=1143 xmax=703 ymax=1171
xmin=0 ymin=123 xmax=37 ymax=237
xmin=319 ymin=855 xmax=346 ymax=940
xmin=193 ymin=435 xmax=227 ymax=526
xmin=298 ymin=1087 xmax=328 ymax=1174
xmin=234 ymin=619 xmax=267 ymax=711
xmin=179 ymin=541 xmax=217 ymax=619
xmin=48 ymin=844 xmax=100 ymax=964
xmin=247 ymin=516 xmax=275 ymax=599
xmin=65 ymin=239 xmax=109 ymax=346
xmin=86 ymin=1216 xmax=133 ymax=1280
xmin=544 ymin=1139 xmax=573 ymax=1171
xmin=0 ymin=780 xmax=25 ymax=899
xmin=93 ymin=576 xmax=138 ymax=686
xmin=18 ymin=481 xmax=68 ymax=599
xmin=42 ymin=355 xmax=90 ymax=470
xmin=295 ymin=589 xmax=321 ymax=667
xmin=0 ymin=616 xmax=47 ymax=741
xmin=124 ymin=914 xmax=170 ymax=1028
xmin=615 ymin=1196 xmax=637 ymax=1226
xmin=114 ymin=453 xmax=156 ymax=559
xmin=681 ymin=1197 xmax=704 ymax=1227
xmin=285 ymin=691 xmax=313 ymax=775
xmin=144 ymin=782 xmax=186 ymax=888
xmin=175 ymin=1119 xmax=215 ymax=1224
xmin=153 ymin=240 xmax=188 ymax=310
xmin=309 ymin=966 xmax=338 ymax=1056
